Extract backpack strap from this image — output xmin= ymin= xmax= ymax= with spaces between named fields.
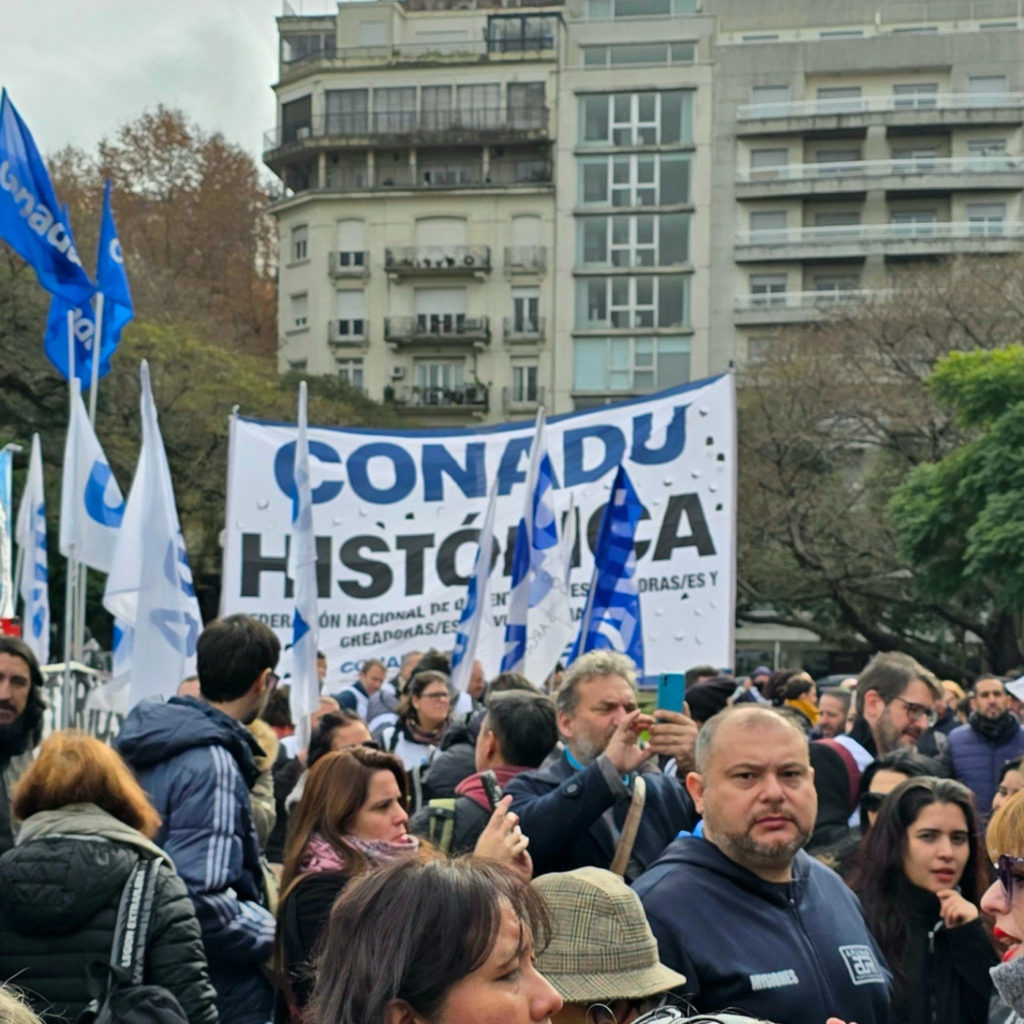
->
xmin=425 ymin=799 xmax=457 ymax=856
xmin=110 ymin=858 xmax=161 ymax=985
xmin=386 ymin=727 xmax=401 ymax=753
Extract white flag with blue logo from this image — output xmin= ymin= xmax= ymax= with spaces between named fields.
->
xmin=450 ymin=474 xmax=500 ymax=693
xmin=59 ymin=378 xmax=125 ymax=572
xmin=15 ymin=434 xmax=49 ymax=663
xmin=501 ymin=411 xmax=571 ymax=683
xmin=103 ymin=361 xmax=202 ymax=703
xmin=0 ymin=448 xmax=13 ymax=620
xmin=568 ymin=463 xmax=644 ymax=671
xmin=288 ymin=381 xmax=319 ymax=747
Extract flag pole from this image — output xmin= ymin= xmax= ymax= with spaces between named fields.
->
xmin=63 ymin=313 xmax=78 ymax=726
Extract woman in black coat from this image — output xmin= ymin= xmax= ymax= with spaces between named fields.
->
xmin=849 ymin=776 xmax=996 ymax=1024
xmin=0 ymin=732 xmax=218 ymax=1024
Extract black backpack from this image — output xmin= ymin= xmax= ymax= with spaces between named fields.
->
xmin=76 ymin=857 xmax=189 ymax=1024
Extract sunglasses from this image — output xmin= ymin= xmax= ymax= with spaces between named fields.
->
xmin=266 ymin=671 xmax=280 ymax=691
xmin=997 ymin=854 xmax=1024 ymax=901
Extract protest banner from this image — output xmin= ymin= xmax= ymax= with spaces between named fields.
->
xmin=221 ymin=374 xmax=736 ymax=682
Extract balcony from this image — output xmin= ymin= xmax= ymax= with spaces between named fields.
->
xmin=384 ymin=315 xmax=491 ymax=347
xmin=735 ymin=92 xmax=1024 ymax=136
xmin=503 ymin=316 xmax=546 ymax=343
xmin=503 ymin=384 xmax=545 ymax=414
xmin=327 ymin=319 xmax=368 ymax=347
xmin=385 ymin=246 xmax=491 ymax=279
xmin=328 ymin=251 xmax=369 ymax=278
xmin=389 ymin=383 xmax=490 ymax=416
xmin=733 ymin=289 xmax=893 ymax=325
xmin=264 ymin=107 xmax=550 ymax=157
xmin=736 ymin=155 xmax=1024 ymax=199
xmin=504 ymin=246 xmax=547 ymax=274
xmin=734 ymin=220 xmax=1024 ymax=262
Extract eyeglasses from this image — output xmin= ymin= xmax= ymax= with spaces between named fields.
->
xmin=420 ymin=691 xmax=450 ymax=702
xmin=888 ymin=694 xmax=937 ymax=727
xmin=860 ymin=791 xmax=886 ymax=815
xmin=997 ymin=854 xmax=1024 ymax=901
xmin=266 ymin=671 xmax=280 ymax=691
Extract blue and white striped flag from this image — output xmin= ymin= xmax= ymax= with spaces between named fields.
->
xmin=15 ymin=434 xmax=49 ymax=663
xmin=450 ymin=474 xmax=500 ymax=693
xmin=501 ymin=411 xmax=572 ymax=682
xmin=568 ymin=463 xmax=644 ymax=671
xmin=289 ymin=381 xmax=319 ymax=748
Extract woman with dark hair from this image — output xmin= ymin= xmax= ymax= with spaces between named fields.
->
xmin=849 ymin=776 xmax=996 ymax=1023
xmin=310 ymin=856 xmax=561 ymax=1024
xmin=0 ymin=731 xmax=218 ymax=1023
xmin=780 ymin=674 xmax=819 ymax=732
xmin=378 ymin=670 xmax=454 ymax=770
xmin=993 ymin=755 xmax=1024 ymax=816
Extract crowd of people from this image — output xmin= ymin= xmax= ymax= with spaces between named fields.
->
xmin=3 ymin=622 xmax=1024 ymax=1024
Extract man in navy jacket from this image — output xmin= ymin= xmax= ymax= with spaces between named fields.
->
xmin=117 ymin=615 xmax=280 ymax=1024
xmin=634 ymin=705 xmax=891 ymax=1024
xmin=506 ymin=649 xmax=698 ymax=880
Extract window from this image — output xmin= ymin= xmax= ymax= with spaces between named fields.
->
xmin=968 ymin=75 xmax=1009 ymax=106
xmin=336 ymin=358 xmax=365 ymax=390
xmin=281 ymin=96 xmax=312 ymax=144
xmin=813 ymin=273 xmax=859 ymax=295
xmin=750 ymin=148 xmax=789 ymax=179
xmin=573 ymin=337 xmax=690 ymax=391
xmin=819 ymin=29 xmax=863 ymax=38
xmin=813 ymin=211 xmax=860 ymax=228
xmin=507 ymin=83 xmax=546 ymax=128
xmin=749 ymin=274 xmax=787 ymax=307
xmin=585 ymin=0 xmax=697 ymax=15
xmin=290 ymin=293 xmax=308 ymax=330
xmin=336 ymin=219 xmax=365 ymax=267
xmin=291 ymin=225 xmax=308 ymax=263
xmin=814 ymin=148 xmax=860 ymax=173
xmin=892 ymin=83 xmax=938 ymax=109
xmin=890 ymin=209 xmax=938 ymax=236
xmin=891 ymin=147 xmax=937 ymax=173
xmin=421 ymin=86 xmax=452 ymax=131
xmin=892 ymin=24 xmax=937 ymax=33
xmin=578 ymin=153 xmax=690 ymax=207
xmin=750 ymin=85 xmax=790 ymax=115
xmin=336 ymin=291 xmax=366 ymax=338
xmin=582 ymin=42 xmax=695 ymax=67
xmin=750 ymin=210 xmax=788 ymax=241
xmin=326 ymin=90 xmax=368 ymax=134
xmin=967 ymin=138 xmax=1010 ymax=169
xmin=512 ymin=364 xmax=539 ymax=402
xmin=486 ymin=14 xmax=557 ymax=52
xmin=374 ymin=87 xmax=416 ymax=132
xmin=511 ymin=287 xmax=540 ymax=332
xmin=281 ymin=32 xmax=334 ymax=65
xmin=578 ymin=91 xmax=692 ymax=146
xmin=456 ymin=84 xmax=500 ymax=129
xmin=416 ymin=361 xmax=465 ymax=399
xmin=816 ymin=86 xmax=862 ymax=113
xmin=577 ymin=213 xmax=689 ymax=267
xmin=967 ymin=202 xmax=1007 ymax=234
xmin=575 ymin=275 xmax=688 ymax=329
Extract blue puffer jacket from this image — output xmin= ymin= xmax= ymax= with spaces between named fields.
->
xmin=116 ymin=697 xmax=275 ymax=1024
xmin=948 ymin=712 xmax=1024 ymax=817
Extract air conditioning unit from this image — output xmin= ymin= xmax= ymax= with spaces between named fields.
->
xmin=391 ymin=366 xmax=406 ymax=380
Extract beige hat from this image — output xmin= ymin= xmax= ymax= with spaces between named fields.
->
xmin=533 ymin=867 xmax=686 ymax=1004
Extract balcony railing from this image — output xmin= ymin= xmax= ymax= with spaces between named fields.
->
xmin=390 ymin=384 xmax=490 ymax=410
xmin=503 ymin=316 xmax=545 ymax=342
xmin=385 ymin=246 xmax=491 ymax=275
xmin=503 ymin=385 xmax=545 ymax=412
xmin=384 ymin=315 xmax=491 ymax=344
xmin=737 ymin=91 xmax=1024 ymax=121
xmin=328 ymin=251 xmax=369 ymax=277
xmin=736 ymin=220 xmax=1024 ymax=247
xmin=734 ymin=289 xmax=893 ymax=312
xmin=737 ymin=154 xmax=1024 ymax=183
xmin=328 ymin=319 xmax=368 ymax=345
xmin=264 ymin=107 xmax=549 ymax=151
xmin=504 ymin=246 xmax=547 ymax=273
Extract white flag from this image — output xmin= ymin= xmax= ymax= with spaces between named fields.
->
xmin=60 ymin=378 xmax=125 ymax=573
xmin=15 ymin=434 xmax=49 ymax=663
xmin=288 ymin=381 xmax=319 ymax=748
xmin=103 ymin=361 xmax=202 ymax=704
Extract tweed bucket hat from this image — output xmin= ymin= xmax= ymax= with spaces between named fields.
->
xmin=533 ymin=867 xmax=686 ymax=1003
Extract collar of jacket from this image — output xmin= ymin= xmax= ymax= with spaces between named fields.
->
xmin=970 ymin=710 xmax=1021 ymax=745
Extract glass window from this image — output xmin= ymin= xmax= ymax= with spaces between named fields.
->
xmin=421 ymin=86 xmax=452 ymax=131
xmin=581 ymin=95 xmax=610 ymax=143
xmin=968 ymin=75 xmax=1008 ymax=95
xmin=813 ymin=211 xmax=860 ymax=227
xmin=578 ymin=91 xmax=691 ymax=146
xmin=512 ymin=364 xmax=539 ymax=402
xmin=579 ymin=154 xmax=690 ymax=206
xmin=512 ymin=287 xmax=540 ymax=331
xmin=416 ymin=361 xmax=465 ymax=391
xmin=892 ymin=83 xmax=938 ymax=109
xmin=374 ymin=87 xmax=416 ymax=132
xmin=750 ymin=85 xmax=790 ymax=116
xmin=291 ymin=225 xmax=308 ymax=262
xmin=508 ymin=83 xmax=546 ymax=128
xmin=336 ymin=358 xmax=364 ymax=390
xmin=456 ymin=84 xmax=501 ymax=129
xmin=290 ymin=293 xmax=308 ymax=330
xmin=750 ymin=210 xmax=787 ymax=240
xmin=574 ymin=338 xmax=608 ymax=390
xmin=750 ymin=148 xmax=789 ymax=178
xmin=573 ymin=337 xmax=690 ymax=391
xmin=575 ymin=275 xmax=688 ymax=329
xmin=967 ymin=202 xmax=1007 ymax=235
xmin=326 ymin=90 xmax=368 ymax=134
xmin=336 ymin=291 xmax=366 ymax=337
xmin=816 ymin=86 xmax=862 ymax=113
xmin=967 ymin=138 xmax=1010 ymax=170
xmin=281 ymin=96 xmax=313 ymax=144
xmin=814 ymin=148 xmax=860 ymax=173
xmin=749 ymin=274 xmax=787 ymax=307
xmin=577 ymin=214 xmax=689 ymax=267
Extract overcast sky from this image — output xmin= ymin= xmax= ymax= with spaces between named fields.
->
xmin=3 ymin=0 xmax=335 ymax=167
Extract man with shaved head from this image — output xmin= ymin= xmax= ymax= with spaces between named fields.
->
xmin=633 ymin=705 xmax=890 ymax=1023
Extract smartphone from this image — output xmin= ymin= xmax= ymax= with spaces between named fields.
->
xmin=480 ymin=770 xmax=503 ymax=810
xmin=657 ymin=672 xmax=686 ymax=713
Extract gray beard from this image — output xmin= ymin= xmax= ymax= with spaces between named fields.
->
xmin=710 ymin=825 xmax=810 ymax=874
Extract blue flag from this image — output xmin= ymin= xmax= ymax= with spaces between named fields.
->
xmin=44 ymin=181 xmax=133 ymax=385
xmin=568 ymin=464 xmax=645 ymax=671
xmin=0 ymin=91 xmax=94 ymax=305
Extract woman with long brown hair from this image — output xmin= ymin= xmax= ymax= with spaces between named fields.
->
xmin=0 ymin=731 xmax=218 ymax=1023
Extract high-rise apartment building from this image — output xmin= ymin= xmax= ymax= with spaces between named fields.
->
xmin=264 ymin=0 xmax=1024 ymax=426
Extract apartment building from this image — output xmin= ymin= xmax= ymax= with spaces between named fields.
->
xmin=264 ymin=0 xmax=1024 ymax=423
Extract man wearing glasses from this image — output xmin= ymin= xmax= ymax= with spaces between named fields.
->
xmin=117 ymin=614 xmax=281 ymax=1024
xmin=946 ymin=675 xmax=1024 ymax=818
xmin=835 ymin=651 xmax=942 ymax=773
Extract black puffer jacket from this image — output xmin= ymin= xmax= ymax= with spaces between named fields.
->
xmin=0 ymin=817 xmax=219 ymax=1024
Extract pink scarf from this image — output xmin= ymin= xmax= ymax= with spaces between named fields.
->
xmin=298 ymin=830 xmax=419 ymax=875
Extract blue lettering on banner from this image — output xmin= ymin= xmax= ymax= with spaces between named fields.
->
xmin=84 ymin=460 xmax=125 ymax=527
xmin=274 ymin=439 xmax=343 ymax=504
xmin=422 ymin=442 xmax=486 ymax=501
xmin=347 ymin=443 xmax=416 ymax=503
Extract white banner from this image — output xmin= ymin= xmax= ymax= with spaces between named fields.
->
xmin=221 ymin=376 xmax=736 ymax=685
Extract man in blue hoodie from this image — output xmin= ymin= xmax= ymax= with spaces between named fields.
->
xmin=634 ymin=705 xmax=891 ymax=1024
xmin=117 ymin=614 xmax=280 ymax=1024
